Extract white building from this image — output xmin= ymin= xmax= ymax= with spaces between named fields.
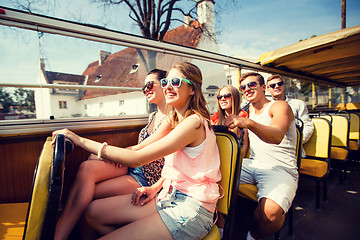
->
xmin=35 ymin=0 xmax=227 ymax=119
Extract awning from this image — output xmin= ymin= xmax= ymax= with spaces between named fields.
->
xmin=258 ymin=25 xmax=360 ymax=87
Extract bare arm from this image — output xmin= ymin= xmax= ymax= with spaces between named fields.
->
xmin=52 ymin=115 xmax=205 ymax=168
xmin=127 ymin=119 xmax=172 ymax=151
xmin=225 ymin=101 xmax=294 ymax=144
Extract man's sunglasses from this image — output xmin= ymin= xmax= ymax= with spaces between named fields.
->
xmin=142 ymin=81 xmax=154 ymax=94
xmin=160 ymin=78 xmax=193 ymax=88
xmin=217 ymin=93 xmax=232 ymax=100
xmin=269 ymin=81 xmax=284 ymax=88
xmin=239 ymin=81 xmax=258 ymax=92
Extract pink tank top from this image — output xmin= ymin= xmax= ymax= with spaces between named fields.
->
xmin=159 ymin=114 xmax=222 ymax=212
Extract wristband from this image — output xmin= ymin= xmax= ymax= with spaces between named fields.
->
xmin=97 ymin=142 xmax=108 ymax=160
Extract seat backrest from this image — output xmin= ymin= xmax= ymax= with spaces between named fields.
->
xmin=303 ymin=117 xmax=332 ymax=159
xmin=295 ymin=121 xmax=303 ymax=169
xmin=346 ymin=102 xmax=360 ymax=110
xmin=23 ymin=134 xmax=72 ymax=240
xmin=321 ymin=114 xmax=349 ymax=148
xmin=214 ymin=126 xmax=243 ymax=215
xmin=213 ymin=126 xmax=243 ymax=240
xmin=349 ymin=113 xmax=360 ymax=141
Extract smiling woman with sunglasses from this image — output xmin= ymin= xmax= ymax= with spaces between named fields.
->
xmin=53 ymin=62 xmax=221 ymax=240
xmin=53 ymin=69 xmax=167 ymax=240
xmin=211 ymin=85 xmax=248 ymax=138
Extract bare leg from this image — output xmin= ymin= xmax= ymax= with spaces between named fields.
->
xmin=250 ymin=198 xmax=285 ymax=239
xmin=54 ymin=159 xmax=128 ymax=240
xmin=94 ymin=174 xmax=141 ymax=199
xmin=86 ymin=194 xmax=173 ymax=240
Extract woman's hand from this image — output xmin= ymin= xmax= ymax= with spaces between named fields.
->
xmin=131 ymin=186 xmax=158 ymax=206
xmin=52 ymin=128 xmax=81 ymax=145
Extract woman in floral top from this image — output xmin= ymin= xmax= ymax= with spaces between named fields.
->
xmin=54 ymin=69 xmax=167 ymax=240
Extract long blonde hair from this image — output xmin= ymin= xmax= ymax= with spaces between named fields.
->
xmin=216 ymin=85 xmax=242 ymax=135
xmin=167 ymin=62 xmax=211 ymax=129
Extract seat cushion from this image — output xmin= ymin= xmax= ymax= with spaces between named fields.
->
xmin=330 ymin=147 xmax=348 ymax=160
xmin=300 ymin=158 xmax=328 ymax=178
xmin=349 ymin=140 xmax=360 ymax=151
xmin=201 ymin=225 xmax=220 ymax=240
xmin=0 ymin=202 xmax=28 ymax=240
xmin=238 ymin=184 xmax=258 ymax=202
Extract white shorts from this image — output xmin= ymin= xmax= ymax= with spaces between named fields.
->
xmin=240 ymin=158 xmax=298 ymax=213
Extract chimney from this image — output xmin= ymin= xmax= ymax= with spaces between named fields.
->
xmin=99 ymin=50 xmax=111 ymax=66
xmin=40 ymin=58 xmax=46 ymax=71
xmin=196 ymin=0 xmax=215 ymax=36
xmin=184 ymin=14 xmax=192 ymax=28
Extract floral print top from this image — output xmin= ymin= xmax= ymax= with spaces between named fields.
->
xmin=138 ymin=111 xmax=165 ymax=186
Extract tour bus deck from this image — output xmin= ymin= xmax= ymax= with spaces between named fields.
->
xmin=234 ymin=162 xmax=360 ymax=240
xmin=66 ymin=159 xmax=360 ymax=240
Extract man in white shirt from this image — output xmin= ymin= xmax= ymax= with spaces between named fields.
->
xmin=266 ymin=75 xmax=314 ymax=156
xmin=225 ymin=72 xmax=298 ymax=240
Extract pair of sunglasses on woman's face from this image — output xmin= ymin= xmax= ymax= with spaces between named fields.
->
xmin=268 ymin=81 xmax=284 ymax=89
xmin=239 ymin=81 xmax=258 ymax=92
xmin=160 ymin=78 xmax=193 ymax=88
xmin=217 ymin=93 xmax=232 ymax=100
xmin=142 ymin=81 xmax=154 ymax=94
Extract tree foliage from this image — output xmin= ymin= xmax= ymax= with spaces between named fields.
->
xmin=0 ymin=88 xmax=14 ymax=113
xmin=8 ymin=0 xmax=237 ymax=70
xmin=92 ymin=0 xmax=209 ymax=70
xmin=13 ymin=88 xmax=36 ymax=112
xmin=0 ymin=88 xmax=35 ymax=113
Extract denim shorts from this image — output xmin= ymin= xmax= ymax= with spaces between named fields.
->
xmin=155 ymin=187 xmax=214 ymax=240
xmin=128 ymin=166 xmax=148 ymax=187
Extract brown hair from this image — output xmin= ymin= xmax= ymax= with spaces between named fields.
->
xmin=267 ymin=74 xmax=283 ymax=84
xmin=148 ymin=69 xmax=167 ymax=81
xmin=216 ymin=85 xmax=242 ymax=135
xmin=239 ymin=72 xmax=265 ymax=86
xmin=167 ymin=62 xmax=211 ymax=129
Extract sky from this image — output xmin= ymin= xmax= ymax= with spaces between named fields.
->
xmin=0 ymin=0 xmax=359 ymax=84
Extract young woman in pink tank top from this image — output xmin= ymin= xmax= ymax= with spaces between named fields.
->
xmin=52 ymin=62 xmax=221 ymax=240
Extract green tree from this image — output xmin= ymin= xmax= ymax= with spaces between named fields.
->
xmin=0 ymin=88 xmax=14 ymax=113
xmin=13 ymin=88 xmax=35 ymax=112
xmin=9 ymin=0 xmax=236 ymax=71
xmin=93 ymin=0 xmax=220 ymax=70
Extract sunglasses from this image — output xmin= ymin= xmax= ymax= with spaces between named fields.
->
xmin=239 ymin=81 xmax=258 ymax=92
xmin=142 ymin=81 xmax=154 ymax=94
xmin=268 ymin=81 xmax=284 ymax=88
xmin=217 ymin=93 xmax=232 ymax=100
xmin=160 ymin=78 xmax=193 ymax=88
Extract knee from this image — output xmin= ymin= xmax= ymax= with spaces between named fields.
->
xmin=262 ymin=207 xmax=284 ymax=224
xmin=77 ymin=160 xmax=99 ymax=180
xmin=85 ymin=201 xmax=101 ymax=228
xmin=256 ymin=199 xmax=284 ymax=224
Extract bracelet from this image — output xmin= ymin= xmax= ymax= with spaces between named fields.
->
xmin=97 ymin=142 xmax=108 ymax=160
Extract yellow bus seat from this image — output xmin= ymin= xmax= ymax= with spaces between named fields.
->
xmin=0 ymin=203 xmax=28 ymax=240
xmin=349 ymin=140 xmax=360 ymax=151
xmin=0 ymin=135 xmax=72 ymax=240
xmin=320 ymin=114 xmax=350 ymax=183
xmin=238 ymin=123 xmax=303 ymax=239
xmin=349 ymin=113 xmax=360 ymax=151
xmin=300 ymin=159 xmax=328 ymax=177
xmin=202 ymin=126 xmax=244 ymax=240
xmin=300 ymin=117 xmax=331 ymax=208
xmin=346 ymin=102 xmax=360 ymax=110
xmin=336 ymin=103 xmax=346 ymax=110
